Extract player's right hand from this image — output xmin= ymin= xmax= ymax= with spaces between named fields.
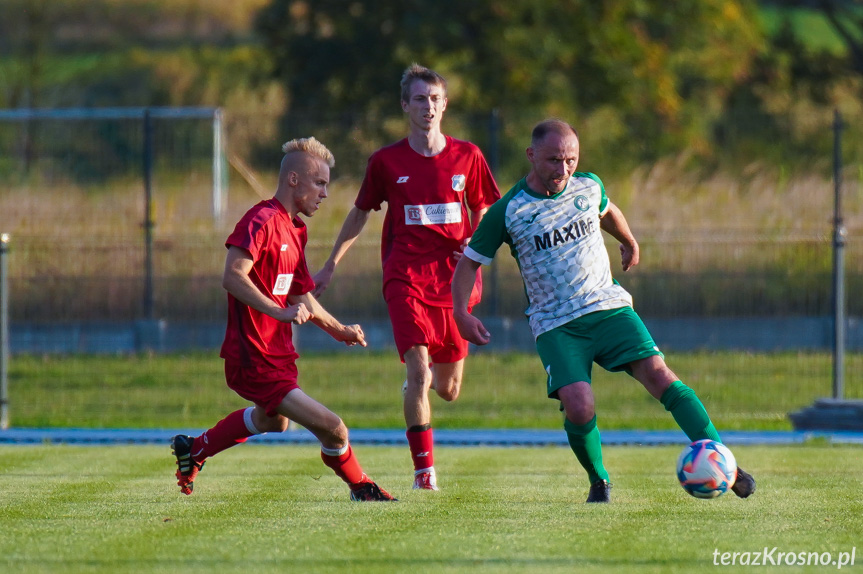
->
xmin=311 ymin=265 xmax=334 ymax=298
xmin=286 ymin=302 xmax=311 ymax=324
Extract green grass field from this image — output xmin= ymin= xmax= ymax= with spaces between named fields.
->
xmin=1 ymin=443 xmax=861 ymax=573
xmin=4 ymin=351 xmax=863 ymax=572
xmin=7 ymin=350 xmax=862 ymax=431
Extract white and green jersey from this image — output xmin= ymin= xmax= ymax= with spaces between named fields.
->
xmin=464 ymin=172 xmax=633 ymax=338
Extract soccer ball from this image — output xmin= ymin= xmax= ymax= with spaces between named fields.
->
xmin=676 ymin=439 xmax=737 ymax=499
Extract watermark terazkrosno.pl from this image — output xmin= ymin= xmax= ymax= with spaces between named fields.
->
xmin=713 ymin=547 xmax=856 ymax=569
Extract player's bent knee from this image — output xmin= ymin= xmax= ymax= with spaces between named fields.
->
xmin=440 ymin=389 xmax=459 ymax=401
xmin=436 ymin=390 xmax=458 ymax=402
xmin=436 ymin=384 xmax=460 ymax=401
xmin=252 ymin=411 xmax=290 ymax=433
xmin=565 ymin=404 xmax=596 ymax=426
xmin=558 ymin=381 xmax=595 ymax=425
xmin=406 ymin=377 xmax=432 ymax=391
xmin=262 ymin=418 xmax=290 ymax=433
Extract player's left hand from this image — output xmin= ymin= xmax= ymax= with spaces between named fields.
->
xmin=619 ymin=241 xmax=640 ymax=272
xmin=453 ymin=309 xmax=491 ymax=346
xmin=312 ymin=263 xmax=335 ymax=298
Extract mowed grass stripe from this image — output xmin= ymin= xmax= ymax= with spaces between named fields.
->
xmin=8 ymin=351 xmax=863 ymax=430
xmin=1 ymin=444 xmax=861 ymax=573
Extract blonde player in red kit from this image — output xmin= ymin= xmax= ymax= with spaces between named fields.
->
xmin=171 ymin=137 xmax=395 ymax=502
xmin=313 ymin=64 xmax=501 ymax=490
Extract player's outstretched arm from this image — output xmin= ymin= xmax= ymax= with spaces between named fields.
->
xmin=599 ymin=201 xmax=640 ymax=272
xmin=289 ymin=291 xmax=367 ymax=347
xmin=312 ymin=206 xmax=372 ymax=297
xmin=451 ymin=256 xmax=491 ymax=345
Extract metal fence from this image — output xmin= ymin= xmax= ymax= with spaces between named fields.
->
xmin=2 ymin=234 xmax=862 ymax=346
xmin=1 ymin=106 xmax=862 ymax=430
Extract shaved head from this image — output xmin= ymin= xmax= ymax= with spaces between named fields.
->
xmin=531 ymin=119 xmax=579 ymax=148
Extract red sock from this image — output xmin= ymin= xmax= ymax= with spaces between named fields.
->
xmin=191 ymin=408 xmax=254 ymax=462
xmin=321 ymin=445 xmax=368 ymax=486
xmin=406 ymin=427 xmax=434 ymax=471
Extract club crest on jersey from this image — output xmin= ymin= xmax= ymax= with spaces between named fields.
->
xmin=574 ymin=195 xmax=590 ymax=211
xmin=452 ymin=174 xmax=466 ymax=192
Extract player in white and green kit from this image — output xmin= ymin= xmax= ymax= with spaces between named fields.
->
xmin=452 ymin=119 xmax=755 ymax=503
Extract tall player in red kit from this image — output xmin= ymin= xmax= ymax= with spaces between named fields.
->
xmin=171 ymin=137 xmax=394 ymax=502
xmin=313 ymin=65 xmax=500 ymax=490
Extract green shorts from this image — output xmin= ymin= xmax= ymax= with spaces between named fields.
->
xmin=535 ymin=307 xmax=663 ymax=398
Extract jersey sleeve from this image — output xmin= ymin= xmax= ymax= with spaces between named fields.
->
xmin=225 ymin=208 xmax=265 ymax=260
xmin=464 ymin=196 xmax=508 ymax=265
xmin=354 ymin=152 xmax=386 ymax=212
xmin=465 ymin=147 xmax=501 ymax=215
xmin=582 ymin=172 xmax=609 ymax=216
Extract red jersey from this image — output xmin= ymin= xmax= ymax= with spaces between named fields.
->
xmin=355 ymin=136 xmax=500 ymax=307
xmin=219 ymin=199 xmax=315 ymax=370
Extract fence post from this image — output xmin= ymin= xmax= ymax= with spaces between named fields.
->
xmin=788 ymin=109 xmax=862 ymax=430
xmin=831 ymin=109 xmax=846 ymax=400
xmin=1 ymin=233 xmax=10 ymax=429
xmin=487 ymin=109 xmax=501 ymax=315
xmin=212 ymin=108 xmax=226 ymax=226
xmin=143 ymin=108 xmax=155 ymax=320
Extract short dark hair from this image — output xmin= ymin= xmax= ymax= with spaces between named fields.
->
xmin=400 ymin=63 xmax=447 ymax=103
xmin=531 ymin=119 xmax=579 ymax=147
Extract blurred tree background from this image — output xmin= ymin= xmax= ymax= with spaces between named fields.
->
xmin=2 ymin=0 xmax=863 ymax=339
xmin=3 ymin=0 xmax=863 ymax=410
xmin=2 ymin=0 xmax=862 ymax=179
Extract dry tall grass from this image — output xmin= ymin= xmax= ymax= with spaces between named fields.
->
xmin=4 ymin=157 xmax=860 ymax=240
xmin=2 ymin=158 xmax=861 ymax=321
xmin=620 ymin=156 xmax=863 ymax=237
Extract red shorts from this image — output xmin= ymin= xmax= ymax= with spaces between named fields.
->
xmin=386 ymin=297 xmax=470 ymax=364
xmin=224 ymin=361 xmax=300 ymax=417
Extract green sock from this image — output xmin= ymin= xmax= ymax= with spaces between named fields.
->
xmin=564 ymin=415 xmax=609 ymax=484
xmin=660 ymin=380 xmax=722 ymax=442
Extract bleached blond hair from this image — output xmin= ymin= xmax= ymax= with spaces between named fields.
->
xmin=281 ymin=137 xmax=335 ymax=168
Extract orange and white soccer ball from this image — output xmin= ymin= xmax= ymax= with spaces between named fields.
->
xmin=676 ymin=439 xmax=737 ymax=499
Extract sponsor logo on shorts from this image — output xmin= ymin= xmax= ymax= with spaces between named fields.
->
xmin=397 ymin=176 xmax=409 ymax=183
